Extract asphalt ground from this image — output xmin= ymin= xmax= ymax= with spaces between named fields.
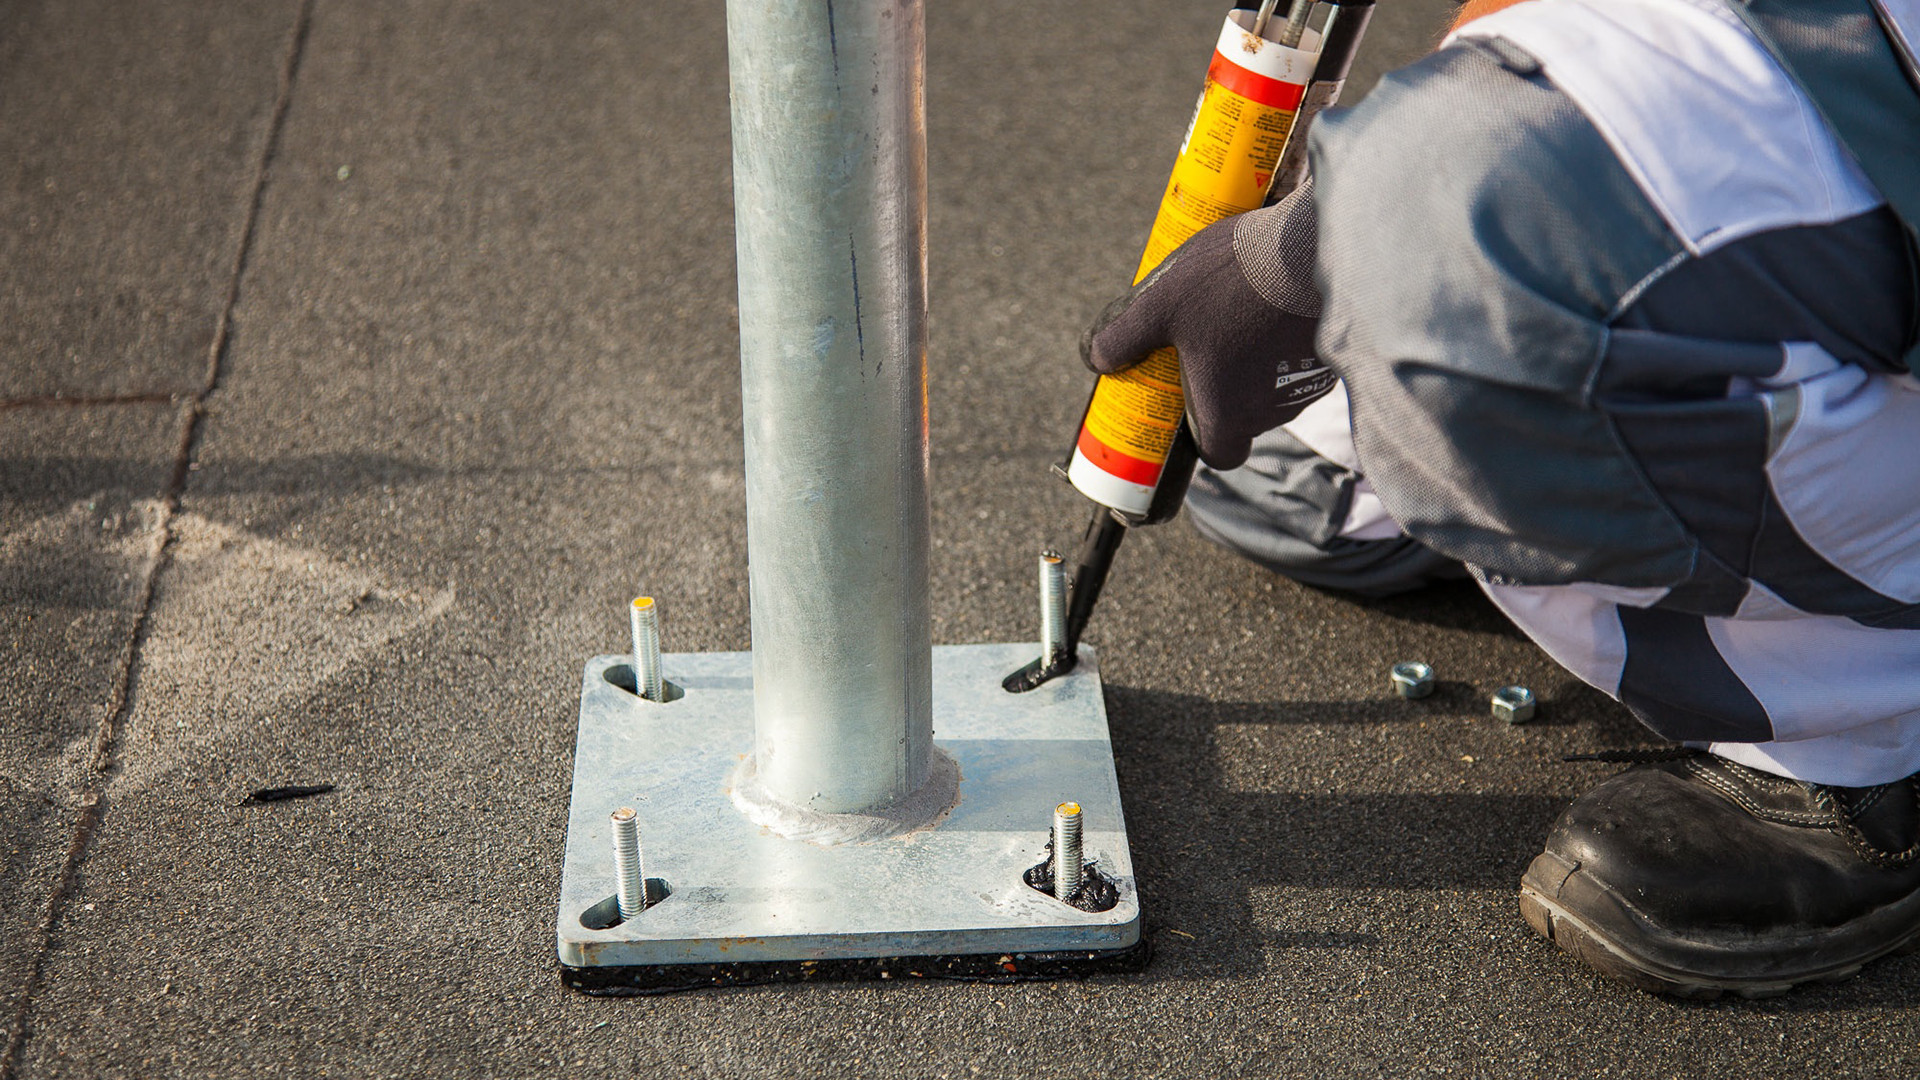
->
xmin=4 ymin=0 xmax=1919 ymax=1076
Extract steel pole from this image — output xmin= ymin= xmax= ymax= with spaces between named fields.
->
xmin=725 ymin=0 xmax=934 ymax=814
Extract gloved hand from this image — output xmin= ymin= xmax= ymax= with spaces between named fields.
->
xmin=1082 ymin=176 xmax=1334 ymax=470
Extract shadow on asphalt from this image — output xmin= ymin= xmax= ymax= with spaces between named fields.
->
xmin=1104 ymin=679 xmax=1647 ymax=736
xmin=1101 ymin=683 xmax=1568 ymax=980
xmin=1100 ymin=683 xmax=1920 ymax=1011
xmin=1336 ymin=576 xmax=1530 ymax=638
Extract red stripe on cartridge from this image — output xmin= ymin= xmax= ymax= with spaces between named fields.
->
xmin=1205 ymin=51 xmax=1307 ymax=111
xmin=1077 ymin=426 xmax=1164 ymax=486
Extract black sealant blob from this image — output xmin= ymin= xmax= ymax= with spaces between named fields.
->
xmin=1001 ymin=650 xmax=1075 ymax=694
xmin=1022 ymin=840 xmax=1121 ymax=913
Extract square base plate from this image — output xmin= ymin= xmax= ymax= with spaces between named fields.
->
xmin=555 ymin=642 xmax=1139 ymax=966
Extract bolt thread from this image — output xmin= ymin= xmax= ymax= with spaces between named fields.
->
xmin=1280 ymin=0 xmax=1314 ymax=47
xmin=1039 ymin=552 xmax=1068 ymax=665
xmin=611 ymin=807 xmax=646 ymax=920
xmin=1053 ymin=801 xmax=1084 ymax=902
xmin=630 ymin=597 xmax=664 ymax=701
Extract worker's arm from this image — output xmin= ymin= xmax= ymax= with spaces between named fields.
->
xmin=1079 ymin=0 xmax=1527 ymax=472
xmin=1081 ymin=176 xmax=1335 ymax=470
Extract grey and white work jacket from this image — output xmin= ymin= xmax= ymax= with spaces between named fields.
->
xmin=1307 ymin=0 xmax=1920 ymax=783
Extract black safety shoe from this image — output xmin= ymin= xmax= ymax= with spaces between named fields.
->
xmin=1519 ymin=750 xmax=1920 ymax=998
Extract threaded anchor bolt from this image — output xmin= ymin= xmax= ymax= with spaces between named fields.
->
xmin=611 ymin=807 xmax=646 ymax=920
xmin=1053 ymin=801 xmax=1084 ymax=902
xmin=1390 ymin=661 xmax=1435 ymax=700
xmin=629 ymin=597 xmax=664 ymax=701
xmin=1279 ymin=0 xmax=1314 ymax=47
xmin=1039 ymin=551 xmax=1068 ymax=667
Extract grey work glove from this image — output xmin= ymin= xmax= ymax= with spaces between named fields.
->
xmin=1082 ymin=175 xmax=1334 ymax=471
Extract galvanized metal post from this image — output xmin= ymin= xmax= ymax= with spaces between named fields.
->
xmin=724 ymin=0 xmax=934 ymax=815
xmin=559 ymin=0 xmax=1136 ymax=975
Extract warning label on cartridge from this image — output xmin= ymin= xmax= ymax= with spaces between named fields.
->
xmin=1071 ymin=12 xmax=1321 ymax=516
xmin=1136 ymin=38 xmax=1310 ymax=277
xmin=1078 ymin=347 xmax=1185 ymax=485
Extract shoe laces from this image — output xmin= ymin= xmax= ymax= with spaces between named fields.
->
xmin=1814 ymin=781 xmax=1920 ymax=869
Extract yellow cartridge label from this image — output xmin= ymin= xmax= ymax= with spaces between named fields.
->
xmin=1074 ymin=14 xmax=1316 ymax=508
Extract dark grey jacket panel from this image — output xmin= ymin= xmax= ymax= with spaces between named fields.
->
xmin=1733 ymin=0 xmax=1920 ymax=371
xmin=1616 ymin=605 xmax=1775 ymax=742
xmin=1310 ymin=40 xmax=1697 ymax=587
xmin=1606 ymin=213 xmax=1919 ymax=624
xmin=1311 ymin=31 xmax=1917 ymax=606
xmin=1614 ymin=209 xmax=1916 ymax=373
xmin=1602 ymin=395 xmax=1765 ymax=616
xmin=1291 ymin=0 xmax=1920 ymax=764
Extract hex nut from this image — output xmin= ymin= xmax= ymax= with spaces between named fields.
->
xmin=1492 ymin=685 xmax=1537 ymax=724
xmin=1390 ymin=661 xmax=1435 ymax=700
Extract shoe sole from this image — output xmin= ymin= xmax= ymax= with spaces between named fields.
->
xmin=1520 ymin=858 xmax=1920 ymax=1000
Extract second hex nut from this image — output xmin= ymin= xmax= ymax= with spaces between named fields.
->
xmin=1492 ymin=685 xmax=1538 ymax=724
xmin=1390 ymin=661 xmax=1435 ymax=700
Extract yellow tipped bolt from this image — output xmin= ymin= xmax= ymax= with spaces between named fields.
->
xmin=1053 ymin=801 xmax=1085 ymax=902
xmin=629 ymin=597 xmax=664 ymax=701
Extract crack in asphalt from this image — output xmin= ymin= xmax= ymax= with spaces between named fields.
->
xmin=0 ymin=1 xmax=317 ymax=1074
